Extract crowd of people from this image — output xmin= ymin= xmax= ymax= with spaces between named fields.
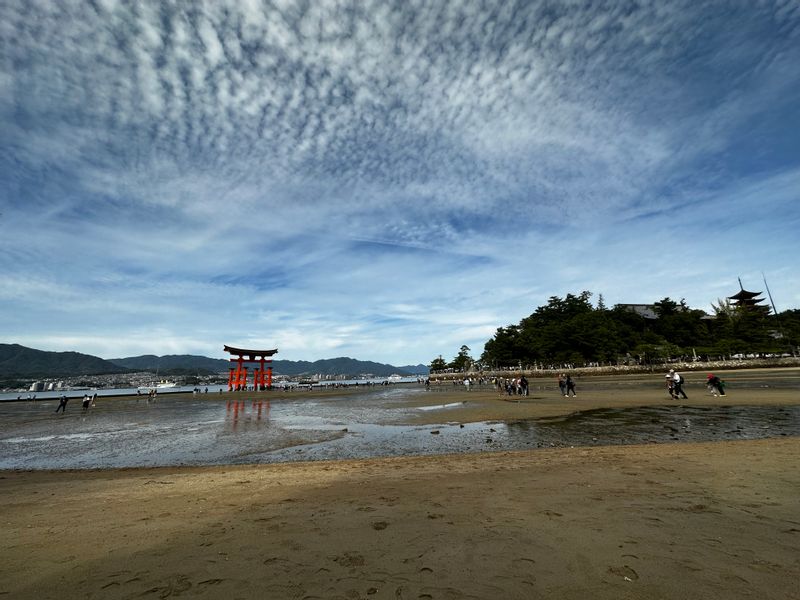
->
xmin=493 ymin=376 xmax=529 ymax=396
xmin=430 ymin=369 xmax=731 ymax=401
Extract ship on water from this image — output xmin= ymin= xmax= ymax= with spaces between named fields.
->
xmin=137 ymin=380 xmax=178 ymax=392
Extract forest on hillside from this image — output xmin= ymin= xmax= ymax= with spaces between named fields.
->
xmin=431 ymin=292 xmax=800 ymax=371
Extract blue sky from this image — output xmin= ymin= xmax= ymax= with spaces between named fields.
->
xmin=1 ymin=1 xmax=799 ymax=366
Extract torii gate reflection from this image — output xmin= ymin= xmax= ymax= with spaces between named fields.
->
xmin=223 ymin=345 xmax=278 ymax=391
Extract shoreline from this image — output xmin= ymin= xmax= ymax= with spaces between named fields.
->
xmin=2 ymin=368 xmax=799 ymax=470
xmin=5 ymin=362 xmax=799 ymax=403
xmin=0 ymin=381 xmax=421 ymax=403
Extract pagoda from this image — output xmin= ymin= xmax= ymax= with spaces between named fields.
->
xmin=728 ymin=278 xmax=771 ymax=315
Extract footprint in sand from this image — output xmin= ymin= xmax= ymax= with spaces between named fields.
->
xmin=144 ymin=575 xmax=192 ymax=597
xmin=749 ymin=559 xmax=782 ymax=573
xmin=512 ymin=557 xmax=536 ymax=568
xmin=608 ymin=565 xmax=639 ymax=581
xmin=372 ymin=521 xmax=389 ymax=530
xmin=334 ymin=552 xmax=365 ymax=567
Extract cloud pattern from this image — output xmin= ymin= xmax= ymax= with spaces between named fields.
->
xmin=1 ymin=0 xmax=799 ymax=362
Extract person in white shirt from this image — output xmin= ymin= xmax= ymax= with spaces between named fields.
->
xmin=671 ymin=369 xmax=688 ymax=399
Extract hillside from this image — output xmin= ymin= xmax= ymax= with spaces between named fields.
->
xmin=0 ymin=346 xmax=429 ymax=378
xmin=0 ymin=344 xmax=129 ymax=377
xmin=108 ymin=354 xmax=228 ymax=373
xmin=270 ymin=357 xmax=425 ymax=377
xmin=112 ymin=355 xmax=428 ymax=377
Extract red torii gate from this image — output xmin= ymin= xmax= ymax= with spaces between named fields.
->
xmin=224 ymin=345 xmax=278 ymax=391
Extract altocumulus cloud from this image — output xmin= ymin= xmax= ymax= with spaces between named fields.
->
xmin=1 ymin=0 xmax=799 ymax=363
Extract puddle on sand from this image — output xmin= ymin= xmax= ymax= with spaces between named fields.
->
xmin=506 ymin=404 xmax=800 ymax=448
xmin=0 ymin=391 xmax=798 ymax=469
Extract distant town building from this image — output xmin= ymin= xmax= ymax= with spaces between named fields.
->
xmin=617 ymin=303 xmax=714 ymax=320
xmin=617 ymin=304 xmax=659 ymax=319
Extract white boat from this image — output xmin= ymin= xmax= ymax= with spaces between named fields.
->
xmin=387 ymin=374 xmax=404 ymax=382
xmin=138 ymin=380 xmax=178 ymax=391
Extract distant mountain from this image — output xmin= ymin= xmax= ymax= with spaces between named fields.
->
xmin=269 ymin=357 xmax=418 ymax=377
xmin=398 ymin=364 xmax=430 ymax=375
xmin=0 ymin=344 xmax=129 ymax=377
xmin=112 ymin=354 xmax=427 ymax=377
xmin=108 ymin=354 xmax=228 ymax=373
xmin=1 ymin=345 xmax=428 ymax=378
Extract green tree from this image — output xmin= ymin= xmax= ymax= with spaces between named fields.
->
xmin=653 ymin=297 xmax=680 ymax=317
xmin=478 ymin=290 xmax=799 ymax=367
xmin=429 ymin=355 xmax=447 ymax=372
xmin=709 ymin=301 xmax=775 ymax=354
xmin=775 ymin=309 xmax=800 ymax=354
xmin=482 ymin=326 xmax=522 ymax=368
xmin=449 ymin=345 xmax=473 ymax=372
xmin=710 ymin=298 xmax=734 ymax=318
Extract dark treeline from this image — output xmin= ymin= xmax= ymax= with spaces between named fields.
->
xmin=432 ymin=292 xmax=800 ymax=371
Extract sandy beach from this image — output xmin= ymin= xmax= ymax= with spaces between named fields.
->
xmin=2 ymin=369 xmax=799 ymax=599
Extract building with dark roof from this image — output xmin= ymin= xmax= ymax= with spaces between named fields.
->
xmin=728 ymin=279 xmax=771 ymax=315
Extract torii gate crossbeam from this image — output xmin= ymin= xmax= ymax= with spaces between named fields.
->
xmin=223 ymin=345 xmax=278 ymax=391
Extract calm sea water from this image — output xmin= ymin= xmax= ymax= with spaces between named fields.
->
xmin=0 ymin=377 xmax=421 ymax=402
xmin=1 ymin=384 xmax=799 ymax=470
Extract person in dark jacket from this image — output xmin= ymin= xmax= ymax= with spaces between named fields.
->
xmin=565 ymin=375 xmax=577 ymax=397
xmin=670 ymin=369 xmax=688 ymax=399
xmin=707 ymin=374 xmax=726 ymax=396
xmin=55 ymin=395 xmax=69 ymax=414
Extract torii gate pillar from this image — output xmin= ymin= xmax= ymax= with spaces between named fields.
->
xmin=223 ymin=345 xmax=278 ymax=391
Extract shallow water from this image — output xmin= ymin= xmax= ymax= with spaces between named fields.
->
xmin=1 ymin=386 xmax=799 ymax=470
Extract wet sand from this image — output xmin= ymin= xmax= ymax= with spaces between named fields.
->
xmin=403 ymin=385 xmax=800 ymax=426
xmin=2 ymin=369 xmax=799 ymax=599
xmin=2 ymin=439 xmax=799 ymax=599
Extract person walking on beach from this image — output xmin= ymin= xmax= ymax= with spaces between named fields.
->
xmin=671 ymin=369 xmax=688 ymax=399
xmin=665 ymin=372 xmax=676 ymax=399
xmin=82 ymin=394 xmax=91 ymax=411
xmin=55 ymin=394 xmax=68 ymax=414
xmin=707 ymin=374 xmax=726 ymax=396
xmin=565 ymin=375 xmax=577 ymax=397
xmin=519 ymin=375 xmax=529 ymax=396
xmin=558 ymin=374 xmax=567 ymax=396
